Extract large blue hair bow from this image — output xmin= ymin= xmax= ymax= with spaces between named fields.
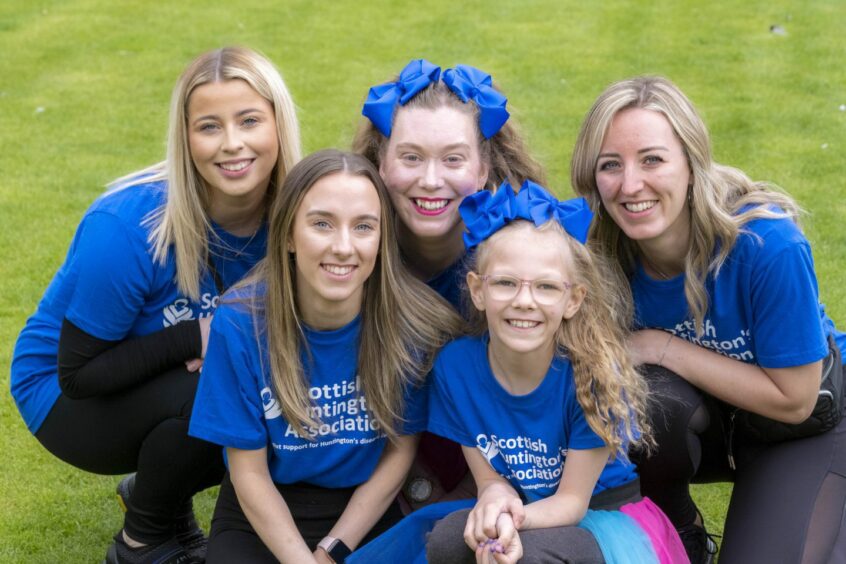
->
xmin=361 ymin=59 xmax=441 ymax=137
xmin=442 ymin=65 xmax=509 ymax=139
xmin=459 ymin=180 xmax=593 ymax=249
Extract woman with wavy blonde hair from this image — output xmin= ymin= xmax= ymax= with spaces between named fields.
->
xmin=11 ymin=46 xmax=301 ymax=563
xmin=571 ymin=75 xmax=846 ymax=563
xmin=189 ymin=149 xmax=462 ymax=563
xmin=422 ymin=182 xmax=686 ymax=564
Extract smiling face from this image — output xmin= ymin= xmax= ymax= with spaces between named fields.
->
xmin=594 ymin=108 xmax=692 ymax=257
xmin=379 ymin=106 xmax=489 ymax=245
xmin=468 ymin=224 xmax=585 ymax=369
xmin=187 ymin=79 xmax=279 ymax=214
xmin=288 ymin=172 xmax=381 ymax=328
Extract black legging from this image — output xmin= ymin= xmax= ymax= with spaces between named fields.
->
xmin=636 ymin=364 xmax=846 ymax=564
xmin=207 ymin=473 xmax=404 ymax=563
xmin=35 ymin=366 xmax=225 ymax=544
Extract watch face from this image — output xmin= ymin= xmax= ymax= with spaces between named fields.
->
xmin=407 ymin=477 xmax=433 ymax=502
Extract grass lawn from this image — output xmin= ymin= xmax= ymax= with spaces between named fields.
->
xmin=2 ymin=0 xmax=844 ymax=561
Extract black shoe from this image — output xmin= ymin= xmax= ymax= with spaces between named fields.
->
xmin=116 ymin=474 xmax=207 ymax=562
xmin=677 ymin=522 xmax=719 ymax=564
xmin=103 ymin=531 xmax=194 ymax=564
xmin=171 ymin=516 xmax=207 ymax=563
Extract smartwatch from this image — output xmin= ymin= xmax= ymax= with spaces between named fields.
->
xmin=317 ymin=536 xmax=351 ymax=563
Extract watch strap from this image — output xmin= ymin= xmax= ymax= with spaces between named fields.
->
xmin=318 ymin=536 xmax=351 ymax=563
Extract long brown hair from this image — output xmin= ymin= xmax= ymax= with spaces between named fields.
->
xmin=250 ymin=149 xmax=462 ymax=439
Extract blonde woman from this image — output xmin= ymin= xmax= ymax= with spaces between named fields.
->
xmin=571 ymin=76 xmax=846 ymax=564
xmin=189 ymin=150 xmax=462 ymax=563
xmin=11 ymin=46 xmax=301 ymax=563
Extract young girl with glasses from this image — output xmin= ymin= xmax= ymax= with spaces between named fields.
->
xmin=188 ymin=150 xmax=462 ymax=563
xmin=422 ymin=182 xmax=687 ymax=564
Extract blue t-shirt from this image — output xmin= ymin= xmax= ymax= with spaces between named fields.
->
xmin=11 ymin=180 xmax=266 ymax=433
xmin=422 ymin=251 xmax=473 ymax=314
xmin=188 ymin=289 xmax=427 ymax=488
xmin=632 ymin=214 xmax=845 ymax=367
xmin=427 ymin=335 xmax=637 ymax=503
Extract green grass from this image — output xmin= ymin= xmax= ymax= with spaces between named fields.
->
xmin=1 ymin=0 xmax=844 ymax=561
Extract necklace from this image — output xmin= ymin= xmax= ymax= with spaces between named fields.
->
xmin=231 ymin=225 xmax=261 ymax=258
xmin=640 ymin=253 xmax=675 ymax=280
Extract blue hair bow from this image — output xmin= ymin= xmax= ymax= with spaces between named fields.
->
xmin=459 ymin=180 xmax=593 ymax=249
xmin=361 ymin=59 xmax=442 ymax=137
xmin=442 ymin=65 xmax=510 ymax=139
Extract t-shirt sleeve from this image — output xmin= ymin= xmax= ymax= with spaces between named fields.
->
xmin=426 ymin=355 xmax=474 ymax=446
xmin=564 ymin=382 xmax=606 ymax=451
xmin=749 ymin=226 xmax=828 ymax=368
xmin=400 ymin=377 xmax=429 ymax=435
xmin=64 ymin=212 xmax=153 ymax=340
xmin=189 ymin=304 xmax=268 ymax=450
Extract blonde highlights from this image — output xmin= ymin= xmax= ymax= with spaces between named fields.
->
xmin=571 ymin=76 xmax=800 ymax=334
xmin=469 ymin=221 xmax=652 ymax=458
xmin=255 ymin=149 xmax=462 ymax=440
xmin=113 ymin=46 xmax=302 ymax=300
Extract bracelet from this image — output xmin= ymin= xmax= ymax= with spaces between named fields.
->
xmin=657 ymin=333 xmax=674 ymax=367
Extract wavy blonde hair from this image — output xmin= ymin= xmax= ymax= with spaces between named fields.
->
xmin=111 ymin=46 xmax=302 ymax=300
xmin=571 ymin=76 xmax=800 ymax=334
xmin=352 ymin=79 xmax=545 ymax=190
xmin=469 ymin=221 xmax=652 ymax=458
xmin=250 ymin=149 xmax=462 ymax=440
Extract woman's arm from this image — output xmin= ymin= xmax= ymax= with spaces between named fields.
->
xmin=57 ymin=317 xmax=203 ymax=398
xmin=520 ymin=446 xmax=609 ymax=530
xmin=631 ymin=329 xmax=821 ymax=423
xmin=228 ymin=447 xmax=318 ymax=564
xmin=316 ymin=434 xmax=419 ymax=557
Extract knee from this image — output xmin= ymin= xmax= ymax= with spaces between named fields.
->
xmin=427 ymin=509 xmax=473 ymax=564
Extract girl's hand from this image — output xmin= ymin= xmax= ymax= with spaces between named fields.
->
xmin=464 ymin=483 xmax=525 ymax=547
xmin=185 ymin=358 xmax=204 ymax=372
xmin=474 ymin=514 xmax=522 ymax=564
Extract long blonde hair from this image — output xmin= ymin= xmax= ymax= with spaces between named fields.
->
xmin=353 ymin=79 xmax=545 ymax=190
xmin=571 ymin=76 xmax=800 ymax=334
xmin=112 ymin=46 xmax=302 ymax=300
xmin=469 ymin=220 xmax=652 ymax=458
xmin=253 ymin=149 xmax=462 ymax=440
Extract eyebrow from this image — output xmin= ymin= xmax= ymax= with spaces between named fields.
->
xmin=598 ymin=146 xmax=670 ymax=159
xmin=191 ymin=108 xmax=266 ymax=126
xmin=306 ymin=210 xmax=380 ymax=222
xmin=394 ymin=142 xmax=472 ymax=152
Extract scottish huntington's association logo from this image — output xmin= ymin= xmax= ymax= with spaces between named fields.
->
xmin=261 ymin=387 xmax=283 ymax=419
xmin=162 ymin=298 xmax=195 ymax=327
xmin=476 ymin=433 xmax=500 ymax=462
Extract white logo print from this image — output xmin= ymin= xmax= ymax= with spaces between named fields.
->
xmin=261 ymin=387 xmax=282 ymax=419
xmin=162 ymin=299 xmax=195 ymax=327
xmin=476 ymin=433 xmax=500 ymax=462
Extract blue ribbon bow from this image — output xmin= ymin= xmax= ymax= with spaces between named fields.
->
xmin=361 ymin=59 xmax=442 ymax=137
xmin=442 ymin=65 xmax=510 ymax=139
xmin=459 ymin=180 xmax=594 ymax=249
